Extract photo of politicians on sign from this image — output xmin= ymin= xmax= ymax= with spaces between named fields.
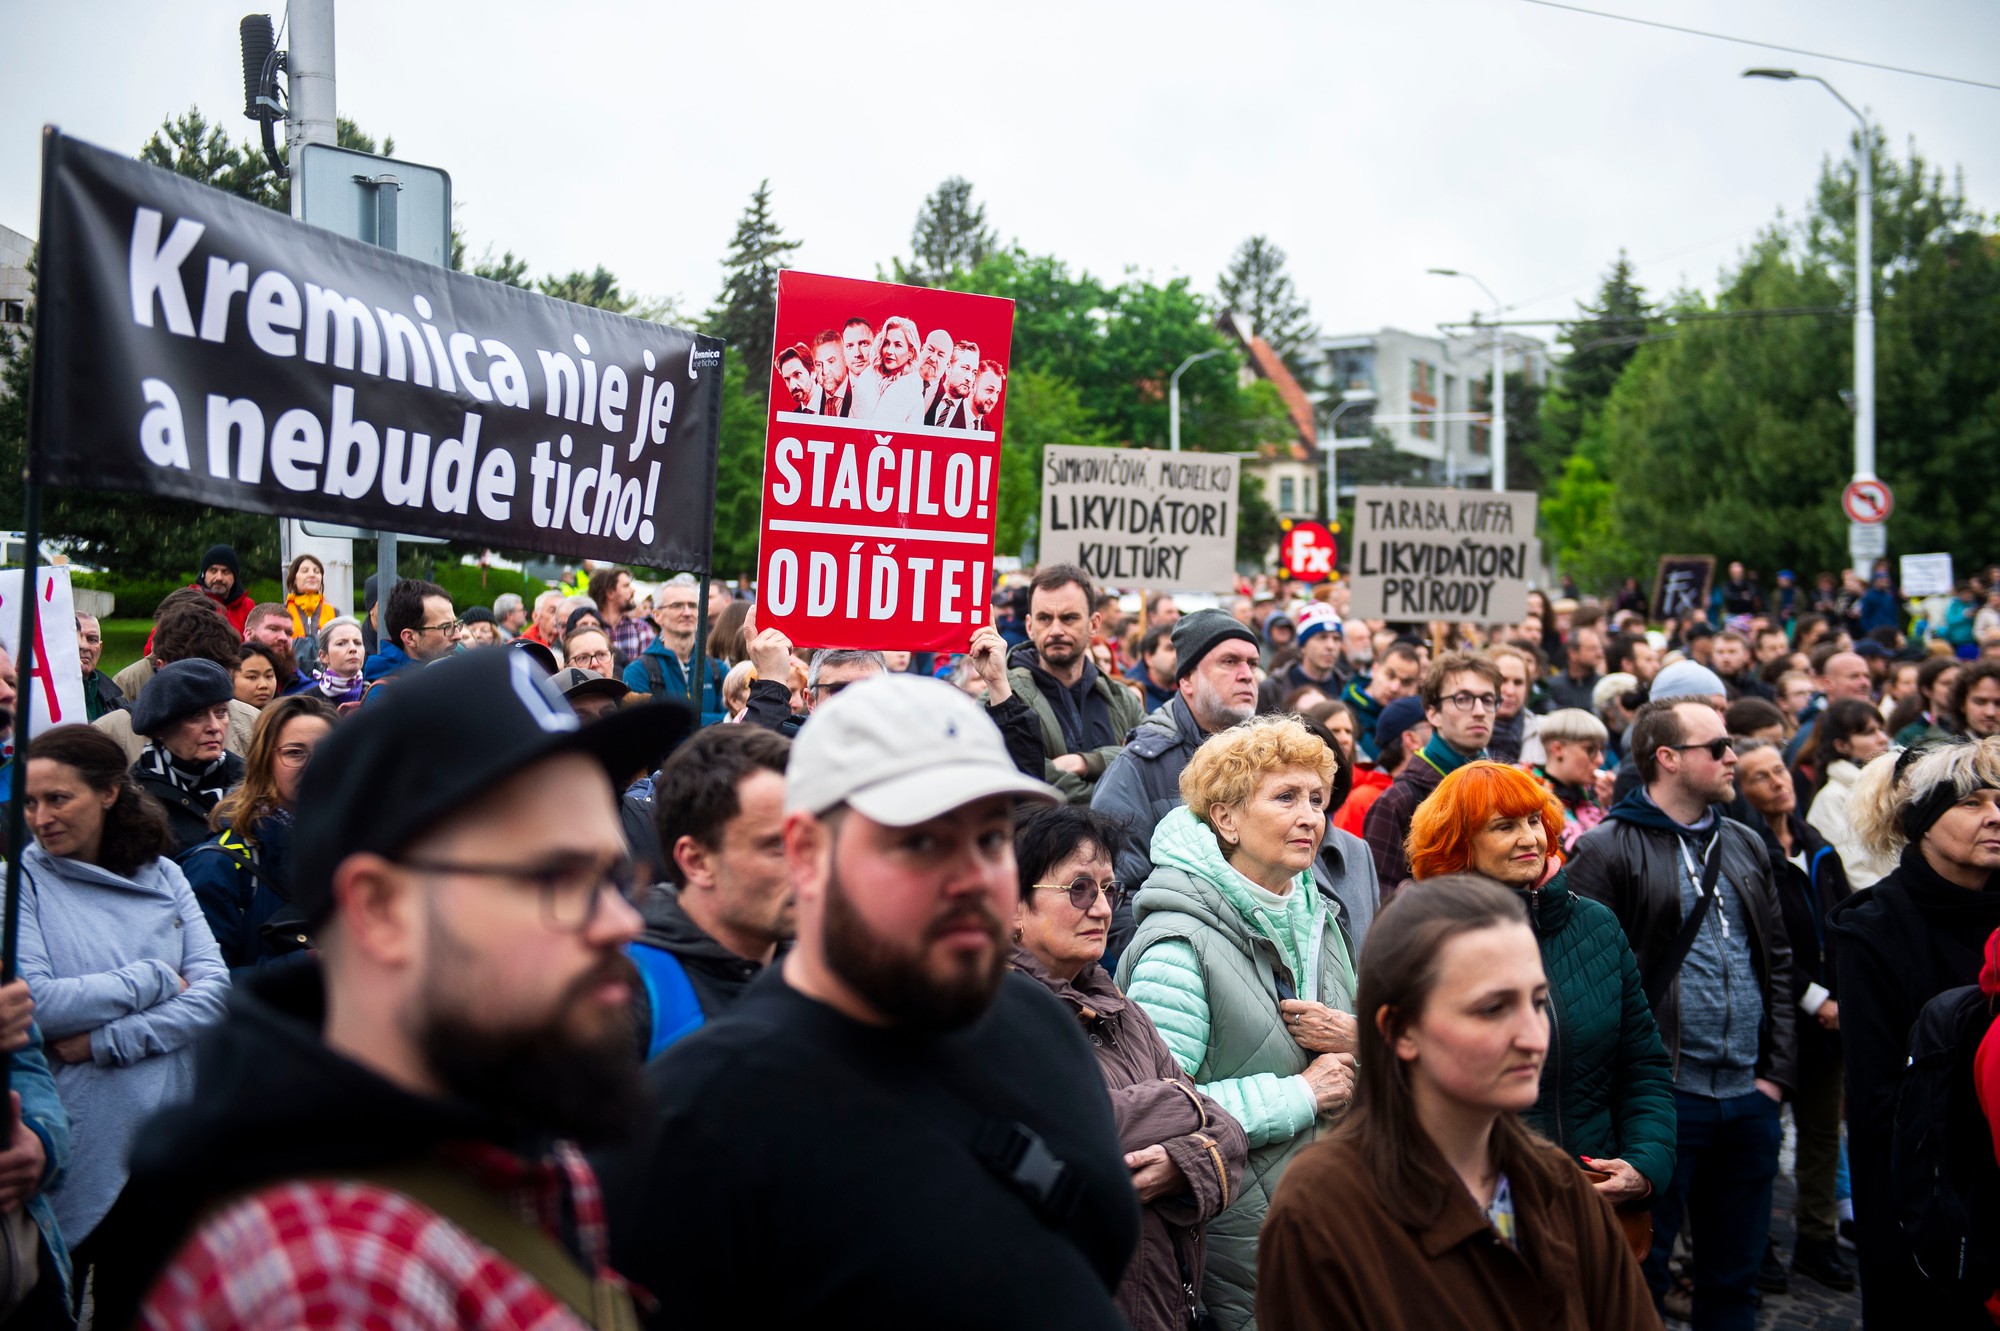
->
xmin=772 ymin=312 xmax=1008 ymax=431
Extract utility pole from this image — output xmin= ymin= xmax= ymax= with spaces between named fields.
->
xmin=277 ymin=1 xmax=371 ymax=605
xmin=1428 ymin=268 xmax=1507 ymax=492
xmin=1169 ymin=349 xmax=1223 ymax=452
xmin=1744 ymin=69 xmax=1878 ymax=574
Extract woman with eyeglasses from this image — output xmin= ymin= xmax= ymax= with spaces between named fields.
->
xmin=1405 ymin=762 xmax=1674 ymax=1242
xmin=16 ymin=724 xmax=228 ymax=1266
xmin=180 ymin=695 xmax=337 ymax=976
xmin=1010 ymin=804 xmax=1248 ymax=1331
xmin=1119 ymin=715 xmax=1360 ymax=1331
xmin=563 ymin=625 xmax=617 ymax=676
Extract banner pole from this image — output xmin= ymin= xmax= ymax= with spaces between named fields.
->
xmin=688 ymin=336 xmax=725 ymax=722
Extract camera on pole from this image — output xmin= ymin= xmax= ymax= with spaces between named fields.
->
xmin=238 ymin=13 xmax=289 ymax=179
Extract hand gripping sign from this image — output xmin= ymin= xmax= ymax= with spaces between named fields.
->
xmin=755 ymin=272 xmax=1016 ymax=652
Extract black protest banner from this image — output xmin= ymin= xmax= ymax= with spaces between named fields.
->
xmin=1651 ymin=555 xmax=1715 ymax=622
xmin=30 ymin=131 xmax=723 ymax=570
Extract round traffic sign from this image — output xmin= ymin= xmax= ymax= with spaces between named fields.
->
xmin=1842 ymin=478 xmax=1893 ymax=524
xmin=1280 ymin=520 xmax=1339 ymax=581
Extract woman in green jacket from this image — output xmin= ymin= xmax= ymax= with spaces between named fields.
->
xmin=1406 ymin=760 xmax=1676 ymax=1208
xmin=1119 ymin=715 xmax=1360 ymax=1331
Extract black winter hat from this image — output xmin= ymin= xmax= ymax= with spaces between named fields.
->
xmin=131 ymin=659 xmax=236 ymax=736
xmin=461 ymin=606 xmax=498 ymax=626
xmin=1172 ymin=608 xmax=1260 ymax=679
xmin=199 ymin=545 xmax=240 ymax=581
xmin=293 ymin=648 xmax=692 ymax=925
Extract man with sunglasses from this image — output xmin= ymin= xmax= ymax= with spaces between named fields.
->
xmin=1569 ymin=697 xmax=1796 ymax=1331
xmin=1362 ymin=651 xmax=1501 ymax=894
xmin=109 ymin=648 xmax=691 ymax=1329
xmin=604 ymin=674 xmax=1140 ymax=1328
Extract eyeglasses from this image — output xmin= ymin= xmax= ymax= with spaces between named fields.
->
xmin=274 ymin=743 xmax=315 ymax=768
xmin=813 ymin=679 xmax=857 ymax=697
xmin=1032 ymin=877 xmax=1126 ymax=911
xmin=1669 ymin=738 xmax=1734 ymax=761
xmin=394 ymin=855 xmax=642 ymax=932
xmin=420 ymin=620 xmax=464 ymax=636
xmin=570 ymin=650 xmax=615 ymax=669
xmin=660 ymin=601 xmax=699 ymax=614
xmin=1441 ymin=691 xmax=1500 ymax=713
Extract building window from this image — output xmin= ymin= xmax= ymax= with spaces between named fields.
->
xmin=1409 ymin=359 xmax=1437 ymax=440
xmin=1279 ymin=476 xmax=1296 ymax=512
xmin=1470 ymin=378 xmax=1490 ymax=454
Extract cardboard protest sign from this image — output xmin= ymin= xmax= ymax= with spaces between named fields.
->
xmin=755 ymin=271 xmax=1014 ymax=652
xmin=31 ymin=131 xmax=723 ymax=570
xmin=1900 ymin=552 xmax=1955 ymax=598
xmin=1037 ymin=445 xmax=1237 ymax=592
xmin=0 ymin=569 xmax=88 ymax=755
xmin=1652 ymin=555 xmax=1716 ymax=622
xmin=1347 ymin=487 xmax=1539 ymax=623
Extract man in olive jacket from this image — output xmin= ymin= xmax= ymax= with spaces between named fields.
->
xmin=1009 ymin=565 xmax=1143 ymax=803
xmin=1567 ymin=697 xmax=1796 ymax=1331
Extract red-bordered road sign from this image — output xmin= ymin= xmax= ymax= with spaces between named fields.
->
xmin=1842 ymin=479 xmax=1893 ymax=524
xmin=1280 ymin=520 xmax=1339 ymax=581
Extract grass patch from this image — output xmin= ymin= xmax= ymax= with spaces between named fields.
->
xmin=101 ymin=618 xmax=154 ymax=677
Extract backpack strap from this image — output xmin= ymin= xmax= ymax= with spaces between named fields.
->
xmin=1642 ymin=831 xmax=1725 ymax=1012
xmin=640 ymin=653 xmax=667 ymax=700
xmin=625 ymin=942 xmax=705 ymax=1058
xmin=338 ymin=1164 xmax=639 ymax=1331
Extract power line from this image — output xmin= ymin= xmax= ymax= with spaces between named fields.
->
xmin=1520 ymin=0 xmax=2000 ymax=93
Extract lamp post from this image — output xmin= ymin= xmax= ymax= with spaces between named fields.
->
xmin=1321 ymin=390 xmax=1378 ymax=523
xmin=1745 ymin=68 xmax=1876 ymax=571
xmin=1169 ymin=349 xmax=1224 ymax=452
xmin=1428 ymin=268 xmax=1508 ymax=492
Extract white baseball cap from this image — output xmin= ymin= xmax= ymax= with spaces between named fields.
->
xmin=785 ymin=673 xmax=1062 ymax=825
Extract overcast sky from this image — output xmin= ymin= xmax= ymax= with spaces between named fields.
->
xmin=5 ymin=1 xmax=1996 ymax=349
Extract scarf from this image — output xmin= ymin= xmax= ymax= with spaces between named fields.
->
xmin=317 ymin=667 xmax=362 ymax=701
xmin=138 ymin=739 xmax=231 ymax=804
xmin=1488 ymin=708 xmax=1525 ymax=763
xmin=1417 ymin=730 xmax=1484 ymax=780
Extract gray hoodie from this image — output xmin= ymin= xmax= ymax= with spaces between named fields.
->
xmin=17 ymin=841 xmax=229 ymax=1242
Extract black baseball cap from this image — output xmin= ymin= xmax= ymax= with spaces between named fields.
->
xmin=293 ymin=648 xmax=692 ymax=924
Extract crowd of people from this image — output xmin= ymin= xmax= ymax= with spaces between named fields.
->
xmin=0 ymin=543 xmax=1995 ymax=1328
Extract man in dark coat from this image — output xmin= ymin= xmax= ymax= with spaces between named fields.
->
xmin=602 ymin=675 xmax=1138 ymax=1328
xmin=1568 ymin=698 xmax=1797 ymax=1331
xmin=628 ymin=724 xmax=793 ymax=1057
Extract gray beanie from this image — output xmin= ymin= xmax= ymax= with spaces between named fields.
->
xmin=1650 ymin=659 xmax=1728 ymax=703
xmin=1172 ymin=609 xmax=1260 ymax=679
xmin=132 ymin=658 xmax=236 ymax=735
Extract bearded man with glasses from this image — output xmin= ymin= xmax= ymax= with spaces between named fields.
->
xmin=1363 ymin=651 xmax=1502 ymax=894
xmin=109 ymin=649 xmax=692 ymax=1329
xmin=1569 ymin=696 xmax=1796 ymax=1331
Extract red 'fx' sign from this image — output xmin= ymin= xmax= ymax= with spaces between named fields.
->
xmin=755 ymin=271 xmax=1016 ymax=652
xmin=1281 ymin=520 xmax=1339 ymax=581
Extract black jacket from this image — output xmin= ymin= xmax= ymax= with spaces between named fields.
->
xmin=1747 ymin=808 xmax=1850 ymax=1065
xmin=132 ymin=751 xmax=246 ymax=857
xmin=629 ymin=883 xmax=772 ymax=1055
xmin=600 ymin=968 xmax=1140 ymax=1329
xmin=1566 ymin=792 xmax=1798 ymax=1096
xmin=1829 ymin=848 xmax=2000 ymax=1329
xmin=1090 ymin=696 xmax=1211 ymax=965
xmin=95 ymin=962 xmax=595 ymax=1327
xmin=178 ymin=815 xmax=313 ymax=977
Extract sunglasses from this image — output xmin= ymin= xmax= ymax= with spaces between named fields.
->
xmin=1032 ymin=877 xmax=1126 ymax=911
xmin=1669 ymin=738 xmax=1734 ymax=761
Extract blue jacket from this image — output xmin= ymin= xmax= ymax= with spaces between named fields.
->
xmin=12 ymin=1027 xmax=73 ymax=1318
xmin=16 ymin=842 xmax=230 ymax=1243
xmin=360 ymin=640 xmax=415 ymax=683
xmin=179 ymin=818 xmax=312 ymax=979
xmin=622 ymin=639 xmax=725 ymax=720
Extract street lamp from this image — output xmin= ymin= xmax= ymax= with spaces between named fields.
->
xmin=1321 ymin=390 xmax=1378 ymax=522
xmin=1169 ymin=349 xmax=1224 ymax=452
xmin=1744 ymin=67 xmax=1876 ymax=571
xmin=1428 ymin=268 xmax=1508 ymax=492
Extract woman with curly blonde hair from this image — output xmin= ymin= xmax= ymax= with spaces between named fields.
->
xmin=1406 ymin=761 xmax=1675 ymax=1216
xmin=1829 ymin=736 xmax=2000 ymax=1327
xmin=1118 ymin=715 xmax=1359 ymax=1330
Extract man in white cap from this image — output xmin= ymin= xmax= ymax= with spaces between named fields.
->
xmin=605 ymin=674 xmax=1139 ymax=1328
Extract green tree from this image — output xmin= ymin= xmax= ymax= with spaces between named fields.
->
xmin=1533 ymin=253 xmax=1651 ymax=487
xmin=704 ymin=180 xmax=802 ymax=389
xmin=709 ymin=356 xmax=771 ymax=577
xmin=893 ymin=177 xmax=996 ymax=287
xmin=1548 ymin=130 xmax=2000 ymax=589
xmin=1217 ymin=236 xmax=1318 ymax=381
xmin=993 ymin=370 xmax=1106 ymax=559
xmin=539 ymin=265 xmax=635 ymax=312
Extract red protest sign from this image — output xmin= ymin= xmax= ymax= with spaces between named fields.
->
xmin=756 ymin=271 xmax=1016 ymax=652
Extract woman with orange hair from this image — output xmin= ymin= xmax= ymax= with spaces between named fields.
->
xmin=1407 ymin=760 xmax=1677 ymax=1214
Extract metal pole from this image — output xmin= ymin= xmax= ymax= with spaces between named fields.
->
xmin=691 ymin=576 xmax=711 ymax=720
xmin=1169 ymin=349 xmax=1223 ymax=453
xmin=1853 ymin=114 xmax=1875 ymax=479
xmin=286 ymin=0 xmax=337 ymax=153
xmin=1490 ymin=311 xmax=1507 ymax=492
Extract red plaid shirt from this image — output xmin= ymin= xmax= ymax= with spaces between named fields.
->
xmin=141 ymin=1141 xmax=621 ymax=1331
xmin=608 ymin=614 xmax=656 ymax=669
